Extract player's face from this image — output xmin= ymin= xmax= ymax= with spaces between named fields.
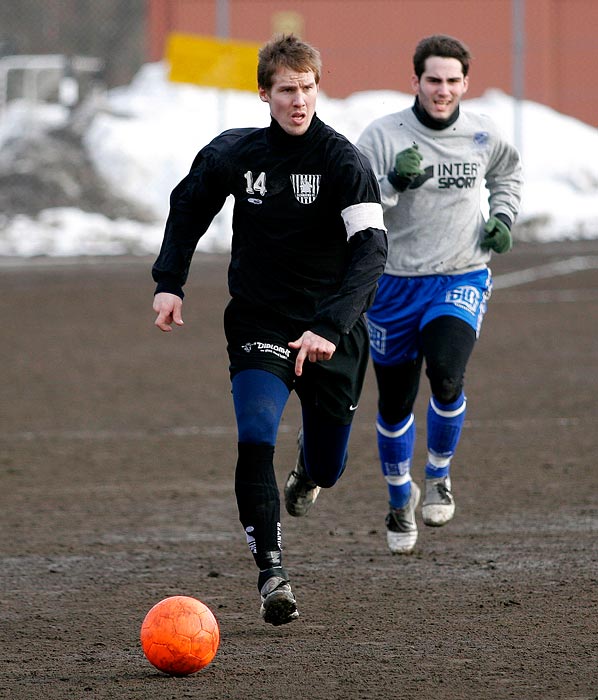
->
xmin=412 ymin=56 xmax=469 ymax=121
xmin=259 ymin=67 xmax=319 ymax=136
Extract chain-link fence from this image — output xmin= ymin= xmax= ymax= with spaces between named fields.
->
xmin=0 ymin=0 xmax=146 ymax=102
xmin=0 ymin=2 xmax=151 ymax=240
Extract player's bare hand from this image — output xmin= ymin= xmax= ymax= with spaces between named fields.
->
xmin=153 ymin=292 xmax=184 ymax=332
xmin=288 ymin=331 xmax=336 ymax=376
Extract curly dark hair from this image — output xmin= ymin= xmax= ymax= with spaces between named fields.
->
xmin=413 ymin=34 xmax=471 ymax=78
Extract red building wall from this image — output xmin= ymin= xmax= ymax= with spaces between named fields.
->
xmin=147 ymin=0 xmax=598 ymax=126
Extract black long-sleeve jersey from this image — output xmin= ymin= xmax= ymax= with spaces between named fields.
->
xmin=152 ymin=115 xmax=387 ymax=345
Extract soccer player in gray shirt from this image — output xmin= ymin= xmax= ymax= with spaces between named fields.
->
xmin=357 ymin=34 xmax=522 ymax=554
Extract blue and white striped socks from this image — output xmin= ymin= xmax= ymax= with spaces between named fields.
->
xmin=425 ymin=393 xmax=467 ymax=479
xmin=376 ymin=413 xmax=416 ymax=508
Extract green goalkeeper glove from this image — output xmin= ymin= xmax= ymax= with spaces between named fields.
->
xmin=481 ymin=216 xmax=513 ymax=254
xmin=388 ymin=144 xmax=425 ymax=192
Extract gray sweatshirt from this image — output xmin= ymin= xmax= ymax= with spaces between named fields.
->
xmin=357 ymin=105 xmax=523 ymax=276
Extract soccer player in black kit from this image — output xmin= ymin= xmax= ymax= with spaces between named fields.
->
xmin=152 ymin=35 xmax=387 ymax=626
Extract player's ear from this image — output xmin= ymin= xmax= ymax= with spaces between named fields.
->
xmin=462 ymin=75 xmax=469 ymax=94
xmin=410 ymin=74 xmax=419 ymax=93
xmin=258 ymin=86 xmax=270 ymax=103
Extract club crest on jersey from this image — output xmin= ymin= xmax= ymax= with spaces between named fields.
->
xmin=290 ymin=174 xmax=321 ymax=204
xmin=473 ymin=131 xmax=489 ymax=147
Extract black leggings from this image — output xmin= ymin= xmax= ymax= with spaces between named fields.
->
xmin=373 ymin=315 xmax=476 ymax=425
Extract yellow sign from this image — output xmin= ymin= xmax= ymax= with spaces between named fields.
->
xmin=166 ymin=33 xmax=260 ymax=92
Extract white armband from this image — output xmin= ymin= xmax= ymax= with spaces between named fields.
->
xmin=341 ymin=202 xmax=386 ymax=240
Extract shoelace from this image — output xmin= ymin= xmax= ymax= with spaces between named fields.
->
xmin=436 ymin=482 xmax=452 ymax=503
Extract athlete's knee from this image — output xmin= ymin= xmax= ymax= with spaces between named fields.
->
xmin=232 ymin=369 xmax=288 ymax=444
xmin=236 ymin=405 xmax=279 ymax=444
xmin=300 ymin=411 xmax=351 ymax=488
xmin=378 ymin=398 xmax=414 ymax=426
xmin=377 ymin=372 xmax=417 ymax=422
xmin=428 ymin=374 xmax=464 ymax=405
xmin=374 ymin=360 xmax=421 ymax=424
xmin=303 ymin=438 xmax=348 ymax=489
xmin=422 ymin=317 xmax=475 ymax=403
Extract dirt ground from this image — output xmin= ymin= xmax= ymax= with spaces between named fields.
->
xmin=1 ymin=240 xmax=597 ymax=700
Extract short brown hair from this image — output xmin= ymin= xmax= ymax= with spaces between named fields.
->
xmin=413 ymin=34 xmax=471 ymax=78
xmin=257 ymin=34 xmax=322 ymax=90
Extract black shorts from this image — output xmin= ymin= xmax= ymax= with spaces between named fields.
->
xmin=224 ymin=300 xmax=370 ymax=425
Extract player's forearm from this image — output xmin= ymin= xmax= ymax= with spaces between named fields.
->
xmin=152 ymin=214 xmax=200 ymax=297
xmin=312 ymin=227 xmax=387 ymax=337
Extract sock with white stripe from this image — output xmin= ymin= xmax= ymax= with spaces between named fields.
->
xmin=376 ymin=413 xmax=415 ymax=508
xmin=425 ymin=393 xmax=467 ymax=479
